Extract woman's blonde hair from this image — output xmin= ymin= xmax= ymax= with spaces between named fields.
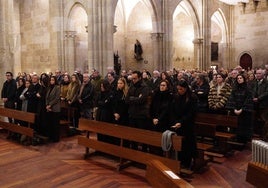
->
xmin=117 ymin=77 xmax=129 ymax=97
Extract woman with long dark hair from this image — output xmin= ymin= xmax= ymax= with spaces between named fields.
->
xmin=45 ymin=76 xmax=61 ymax=142
xmin=170 ymin=80 xmax=197 ymax=169
xmin=226 ymin=74 xmax=254 ymax=143
xmin=150 ymin=80 xmax=173 ymax=132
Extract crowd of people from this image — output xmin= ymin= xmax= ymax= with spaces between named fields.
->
xmin=1 ymin=65 xmax=268 ymax=169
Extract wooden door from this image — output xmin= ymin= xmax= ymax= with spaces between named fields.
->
xmin=240 ymin=53 xmax=252 ymax=71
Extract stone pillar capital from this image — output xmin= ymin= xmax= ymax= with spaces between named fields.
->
xmin=192 ymin=38 xmax=203 ymax=44
xmin=64 ymin=31 xmax=77 ymax=38
xmin=151 ymin=32 xmax=164 ymax=40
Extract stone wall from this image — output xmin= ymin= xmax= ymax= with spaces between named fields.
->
xmin=0 ymin=0 xmax=267 ymax=80
xmin=233 ymin=1 xmax=268 ymax=68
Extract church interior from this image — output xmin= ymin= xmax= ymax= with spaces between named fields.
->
xmin=0 ymin=0 xmax=268 ymax=187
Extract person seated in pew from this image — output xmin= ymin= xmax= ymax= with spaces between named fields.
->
xmin=170 ymin=80 xmax=198 ymax=169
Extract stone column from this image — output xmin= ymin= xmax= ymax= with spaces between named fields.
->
xmin=64 ymin=31 xmax=76 ymax=73
xmin=202 ymin=0 xmax=211 ymax=71
xmin=151 ymin=32 xmax=164 ymax=71
xmin=193 ymin=38 xmax=204 ymax=71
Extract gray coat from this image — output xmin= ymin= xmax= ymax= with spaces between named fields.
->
xmin=46 ymin=85 xmax=61 ymax=112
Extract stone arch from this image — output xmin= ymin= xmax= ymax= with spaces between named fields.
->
xmin=172 ymin=0 xmax=201 ymax=70
xmin=64 ymin=1 xmax=89 ymax=30
xmin=170 ymin=0 xmax=201 ymax=39
xmin=113 ymin=0 xmax=159 ymax=72
xmin=211 ymin=8 xmax=229 ymax=68
xmin=64 ymin=2 xmax=88 ymax=73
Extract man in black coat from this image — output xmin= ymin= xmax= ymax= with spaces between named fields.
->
xmin=253 ymin=68 xmax=268 ymax=140
xmin=126 ymin=70 xmax=150 ymax=150
xmin=126 ymin=70 xmax=150 ymax=130
xmin=78 ymin=73 xmax=95 ymax=119
xmin=25 ymin=74 xmax=41 ymax=113
xmin=1 ymin=71 xmax=17 ymax=123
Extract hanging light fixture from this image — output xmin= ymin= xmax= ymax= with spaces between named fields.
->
xmin=218 ymin=0 xmax=249 ymax=5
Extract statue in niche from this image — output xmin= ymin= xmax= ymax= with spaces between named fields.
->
xmin=134 ymin=39 xmax=143 ymax=61
xmin=114 ymin=51 xmax=121 ymax=76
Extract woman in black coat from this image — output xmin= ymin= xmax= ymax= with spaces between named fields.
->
xmin=45 ymin=76 xmax=61 ymax=142
xmin=113 ymin=77 xmax=129 ymax=126
xmin=150 ymin=80 xmax=173 ymax=132
xmin=96 ymin=80 xmax=117 ymax=144
xmin=226 ymin=74 xmax=254 ymax=143
xmin=170 ymin=80 xmax=197 ymax=169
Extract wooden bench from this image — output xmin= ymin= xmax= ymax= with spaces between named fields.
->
xmin=78 ymin=118 xmax=183 ymax=174
xmin=194 ymin=142 xmax=214 ymax=171
xmin=195 ymin=113 xmax=238 ymax=139
xmin=59 ymin=101 xmax=77 ymax=136
xmin=0 ymin=107 xmax=35 ymax=138
xmin=246 ymin=162 xmax=268 ymax=188
xmin=146 ymin=160 xmax=193 ymax=188
xmin=194 ymin=113 xmax=238 ymax=162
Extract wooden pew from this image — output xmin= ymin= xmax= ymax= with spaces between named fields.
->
xmin=195 ymin=112 xmax=238 ymax=139
xmin=246 ymin=162 xmax=268 ymax=188
xmin=60 ymin=101 xmax=76 ymax=126
xmin=194 ymin=113 xmax=238 ymax=162
xmin=59 ymin=101 xmax=77 ymax=137
xmin=78 ymin=118 xmax=183 ymax=174
xmin=0 ymin=107 xmax=35 ymax=138
xmin=146 ymin=160 xmax=193 ymax=188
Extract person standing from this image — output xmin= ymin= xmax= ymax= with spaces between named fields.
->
xmin=36 ymin=73 xmax=50 ymax=136
xmin=15 ymin=78 xmax=26 ymax=112
xmin=66 ymin=73 xmax=81 ymax=128
xmin=95 ymin=80 xmax=115 ymax=144
xmin=191 ymin=73 xmax=210 ymax=112
xmin=170 ymin=80 xmax=198 ymax=169
xmin=226 ymin=74 xmax=254 ymax=143
xmin=26 ymin=74 xmax=41 ymax=114
xmin=60 ymin=74 xmax=71 ymax=101
xmin=78 ymin=73 xmax=95 ymax=120
xmin=1 ymin=72 xmax=17 ymax=123
xmin=113 ymin=77 xmax=129 ymax=126
xmin=150 ymin=70 xmax=161 ymax=93
xmin=253 ymin=68 xmax=268 ymax=141
xmin=208 ymin=73 xmax=232 ymax=114
xmin=45 ymin=76 xmax=61 ymax=142
xmin=150 ymin=80 xmax=173 ymax=133
xmin=126 ymin=71 xmax=150 ymax=150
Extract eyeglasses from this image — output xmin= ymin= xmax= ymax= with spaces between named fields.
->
xmin=6 ymin=75 xmax=11 ymax=77
xmin=160 ymin=84 xmax=167 ymax=86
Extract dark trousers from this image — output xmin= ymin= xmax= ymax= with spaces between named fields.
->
xmin=46 ymin=112 xmax=60 ymax=142
xmin=129 ymin=117 xmax=150 ymax=151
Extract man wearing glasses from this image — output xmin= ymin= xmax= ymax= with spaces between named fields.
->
xmin=1 ymin=72 xmax=17 ymax=122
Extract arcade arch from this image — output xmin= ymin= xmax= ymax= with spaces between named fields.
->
xmin=172 ymin=0 xmax=200 ymax=70
xmin=114 ymin=0 xmax=159 ymax=72
xmin=65 ymin=3 xmax=88 ymax=73
xmin=211 ymin=9 xmax=229 ymax=69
